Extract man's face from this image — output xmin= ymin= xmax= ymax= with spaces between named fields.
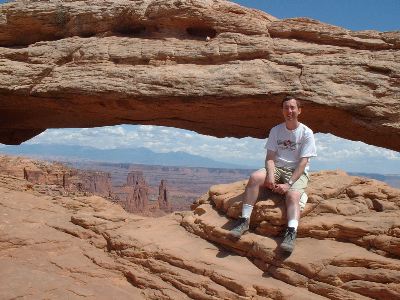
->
xmin=282 ymin=99 xmax=301 ymax=122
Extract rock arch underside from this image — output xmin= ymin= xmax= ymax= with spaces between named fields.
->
xmin=2 ymin=1 xmax=400 ymax=300
xmin=0 ymin=0 xmax=399 ymax=151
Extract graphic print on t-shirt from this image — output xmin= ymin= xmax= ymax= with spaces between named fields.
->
xmin=277 ymin=139 xmax=299 ymax=151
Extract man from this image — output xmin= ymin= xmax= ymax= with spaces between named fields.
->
xmin=229 ymin=96 xmax=317 ymax=254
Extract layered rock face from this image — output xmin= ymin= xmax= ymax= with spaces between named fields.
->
xmin=123 ymin=171 xmax=150 ymax=213
xmin=0 ymin=0 xmax=399 ymax=151
xmin=1 ymin=155 xmax=172 ymax=215
xmin=0 ymin=155 xmax=71 ymax=185
xmin=120 ymin=172 xmax=172 ymax=215
xmin=0 ymin=155 xmax=113 ymax=197
xmin=157 ymin=179 xmax=170 ymax=212
xmin=76 ymin=171 xmax=113 ymax=197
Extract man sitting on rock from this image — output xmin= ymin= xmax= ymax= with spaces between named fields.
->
xmin=229 ymin=96 xmax=317 ymax=253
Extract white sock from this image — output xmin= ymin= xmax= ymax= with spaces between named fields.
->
xmin=288 ymin=219 xmax=299 ymax=231
xmin=242 ymin=204 xmax=253 ymax=219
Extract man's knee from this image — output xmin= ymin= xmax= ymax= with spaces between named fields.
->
xmin=248 ymin=170 xmax=266 ymax=187
xmin=286 ymin=191 xmax=301 ymax=204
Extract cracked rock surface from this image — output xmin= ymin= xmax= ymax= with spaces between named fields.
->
xmin=0 ymin=171 xmax=321 ymax=300
xmin=0 ymin=0 xmax=399 ymax=151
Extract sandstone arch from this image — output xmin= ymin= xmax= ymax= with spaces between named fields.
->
xmin=0 ymin=0 xmax=399 ymax=151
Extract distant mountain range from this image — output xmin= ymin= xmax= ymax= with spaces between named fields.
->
xmin=1 ymin=143 xmax=399 ymax=188
xmin=349 ymin=172 xmax=400 ymax=189
xmin=0 ymin=143 xmax=253 ymax=169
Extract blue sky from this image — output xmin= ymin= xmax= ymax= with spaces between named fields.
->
xmin=1 ymin=0 xmax=399 ymax=173
xmin=232 ymin=0 xmax=400 ymax=31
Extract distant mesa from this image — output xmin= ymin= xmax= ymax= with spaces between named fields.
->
xmin=21 ymin=160 xmax=115 ymax=198
xmin=3 ymin=154 xmax=171 ymax=216
xmin=0 ymin=0 xmax=399 ymax=152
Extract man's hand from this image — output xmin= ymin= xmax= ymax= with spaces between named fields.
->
xmin=265 ymin=175 xmax=275 ymax=190
xmin=273 ymin=183 xmax=290 ymax=195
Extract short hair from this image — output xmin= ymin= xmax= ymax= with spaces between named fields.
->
xmin=281 ymin=96 xmax=302 ymax=108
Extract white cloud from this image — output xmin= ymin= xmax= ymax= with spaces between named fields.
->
xmin=314 ymin=133 xmax=400 ymax=162
xmin=138 ymin=125 xmax=154 ymax=132
xmin=5 ymin=125 xmax=398 ymax=173
xmin=103 ymin=126 xmax=125 ymax=136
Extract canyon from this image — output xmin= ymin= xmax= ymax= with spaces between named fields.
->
xmin=1 ymin=154 xmax=253 ymax=215
xmin=0 ymin=155 xmax=173 ymax=216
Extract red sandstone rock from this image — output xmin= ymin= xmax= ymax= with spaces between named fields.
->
xmin=0 ymin=177 xmax=323 ymax=299
xmin=124 ymin=171 xmax=149 ymax=213
xmin=75 ymin=171 xmax=113 ymax=197
xmin=0 ymin=154 xmax=112 ymax=197
xmin=23 ymin=167 xmax=46 ymax=184
xmin=0 ymin=155 xmax=173 ymax=216
xmin=157 ymin=179 xmax=170 ymax=212
xmin=183 ymin=170 xmax=400 ymax=299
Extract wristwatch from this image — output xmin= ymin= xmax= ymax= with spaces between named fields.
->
xmin=288 ymin=179 xmax=294 ymax=186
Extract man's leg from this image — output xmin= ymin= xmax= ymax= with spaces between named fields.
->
xmin=280 ymin=173 xmax=309 ymax=253
xmin=285 ymin=190 xmax=301 ymax=229
xmin=242 ymin=168 xmax=268 ymax=212
xmin=229 ymin=168 xmax=268 ymax=239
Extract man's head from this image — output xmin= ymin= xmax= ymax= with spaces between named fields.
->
xmin=281 ymin=96 xmax=301 ymax=122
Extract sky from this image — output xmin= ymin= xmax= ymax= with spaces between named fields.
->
xmin=1 ymin=0 xmax=399 ymax=174
xmin=232 ymin=0 xmax=400 ymax=31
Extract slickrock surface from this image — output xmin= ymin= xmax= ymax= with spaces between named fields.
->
xmin=183 ymin=170 xmax=400 ymax=299
xmin=1 ymin=156 xmax=400 ymax=299
xmin=0 ymin=0 xmax=399 ymax=151
xmin=0 ymin=173 xmax=324 ymax=300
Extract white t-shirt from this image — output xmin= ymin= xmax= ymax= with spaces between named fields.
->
xmin=265 ymin=122 xmax=317 ymax=172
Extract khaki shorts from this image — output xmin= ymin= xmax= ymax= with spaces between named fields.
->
xmin=260 ymin=166 xmax=309 ymax=210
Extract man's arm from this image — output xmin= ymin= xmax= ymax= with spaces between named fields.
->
xmin=289 ymin=157 xmax=309 ymax=184
xmin=265 ymin=150 xmax=276 ymax=189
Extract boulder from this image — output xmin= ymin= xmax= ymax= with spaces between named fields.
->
xmin=182 ymin=170 xmax=400 ymax=299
